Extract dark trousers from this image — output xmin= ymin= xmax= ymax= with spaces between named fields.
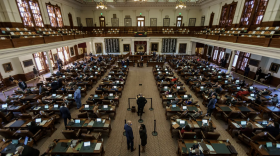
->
xmin=207 ymin=108 xmax=215 ymax=116
xmin=127 ymin=139 xmax=134 ymax=151
xmin=244 ymin=72 xmax=249 ymax=77
xmin=63 ymin=117 xmax=71 ymax=127
xmin=137 ymin=106 xmax=144 ymax=116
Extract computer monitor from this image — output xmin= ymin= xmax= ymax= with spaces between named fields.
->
xmin=104 ymin=105 xmax=108 ymax=109
xmin=124 ymin=65 xmax=127 ymax=68
xmin=218 ymin=76 xmax=221 ymax=78
xmin=164 ymin=86 xmax=168 ymax=89
xmin=90 ymin=75 xmax=93 ymax=77
xmin=203 ymin=68 xmax=205 ymax=70
xmin=237 ymin=87 xmax=241 ymax=90
xmin=166 ymin=72 xmax=168 ymax=74
xmin=80 ymin=75 xmax=83 ymax=78
xmin=52 ymin=94 xmax=56 ymax=97
xmin=75 ymin=119 xmax=80 ymax=123
xmin=63 ymin=75 xmax=65 ymax=78
xmin=84 ymin=141 xmax=90 ymax=147
xmin=108 ymin=75 xmax=111 ymax=78
xmin=241 ymin=121 xmax=247 ymax=125
xmin=236 ymin=80 xmax=240 ymax=84
xmin=250 ymin=94 xmax=255 ymax=97
xmin=169 ymin=95 xmax=172 ymax=97
xmin=262 ymin=120 xmax=268 ymax=125
xmin=158 ymin=72 xmax=161 ymax=74
xmin=212 ymin=68 xmax=214 ymax=70
xmin=156 ymin=65 xmax=158 ymax=68
xmin=250 ymin=86 xmax=253 ymax=90
xmin=54 ymin=104 xmax=58 ymax=108
xmin=12 ymin=140 xmax=18 ymax=144
xmin=182 ymin=106 xmax=187 ymax=110
xmin=45 ymin=105 xmax=49 ymax=109
xmin=226 ymin=75 xmax=229 ymax=78
xmin=225 ymin=80 xmax=228 ymax=84
xmin=276 ymin=143 xmax=280 ymax=148
xmin=113 ymin=86 xmax=117 ymax=88
xmin=85 ymin=105 xmax=89 ymax=108
xmin=94 ymin=66 xmax=97 ymax=68
xmin=24 ymin=136 xmax=29 ymax=145
xmin=172 ymin=105 xmax=176 ymax=108
xmin=177 ymin=86 xmax=180 ymax=89
xmin=68 ymin=94 xmax=72 ymax=97
xmin=2 ymin=104 xmax=7 ymax=109
xmin=266 ymin=142 xmax=272 ymax=148
xmin=94 ymin=95 xmax=98 ymax=97
xmin=180 ymin=120 xmax=185 ymax=124
xmin=165 ymin=68 xmax=167 ymax=71
xmin=35 ymin=118 xmax=41 ymax=123
xmin=157 ymin=69 xmax=159 ymax=71
xmin=90 ymin=68 xmax=92 ymax=71
xmin=109 ymin=93 xmax=113 ymax=96
xmin=200 ymin=86 xmax=204 ymax=89
xmin=184 ymin=95 xmax=188 ymax=98
xmin=75 ymin=69 xmax=78 ymax=71
xmin=95 ymin=72 xmax=98 ymax=74
xmin=202 ymin=119 xmax=208 ymax=125
xmin=96 ymin=118 xmax=102 ymax=122
xmin=116 ymin=81 xmax=119 ymax=83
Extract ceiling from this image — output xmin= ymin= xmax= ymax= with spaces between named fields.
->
xmin=72 ymin=0 xmax=216 ymax=8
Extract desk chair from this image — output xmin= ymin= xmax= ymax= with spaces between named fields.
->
xmin=237 ymin=133 xmax=252 ymax=146
xmin=40 ymin=112 xmax=60 ymax=124
xmin=77 ymin=112 xmax=88 ymax=118
xmin=18 ymin=113 xmax=33 ymax=120
xmin=15 ymin=129 xmax=43 ymax=145
xmin=81 ymin=132 xmax=101 ymax=140
xmin=222 ymin=111 xmax=242 ymax=123
xmin=62 ymin=129 xmax=81 ymax=139
xmin=179 ymin=132 xmax=197 ymax=139
xmin=251 ymin=132 xmax=276 ymax=142
xmin=0 ymin=112 xmax=13 ymax=123
xmin=242 ymin=112 xmax=260 ymax=120
xmin=95 ymin=90 xmax=103 ymax=94
xmin=0 ymin=129 xmax=17 ymax=139
xmin=201 ymin=131 xmax=220 ymax=140
xmin=271 ymin=113 xmax=280 ymax=123
xmin=56 ymin=90 xmax=64 ymax=95
xmin=89 ymin=112 xmax=109 ymax=120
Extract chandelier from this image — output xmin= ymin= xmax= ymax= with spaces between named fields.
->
xmin=176 ymin=0 xmax=186 ymax=9
xmin=96 ymin=0 xmax=107 ymax=9
xmin=134 ymin=0 xmax=146 ymax=2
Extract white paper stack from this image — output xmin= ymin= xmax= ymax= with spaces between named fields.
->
xmin=206 ymin=144 xmax=215 ymax=152
xmin=95 ymin=143 xmax=102 ymax=150
xmin=255 ymin=123 xmax=263 ymax=128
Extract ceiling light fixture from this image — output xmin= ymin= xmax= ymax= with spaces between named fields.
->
xmin=176 ymin=0 xmax=186 ymax=9
xmin=96 ymin=0 xmax=107 ymax=9
xmin=134 ymin=0 xmax=146 ymax=2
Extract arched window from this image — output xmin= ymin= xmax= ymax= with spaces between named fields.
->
xmin=46 ymin=3 xmax=63 ymax=27
xmin=16 ymin=0 xmax=44 ymax=27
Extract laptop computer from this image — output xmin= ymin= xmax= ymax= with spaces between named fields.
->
xmin=96 ymin=118 xmax=102 ymax=122
xmin=179 ymin=120 xmax=185 ymax=125
xmin=166 ymin=72 xmax=168 ymax=74
xmin=276 ymin=143 xmax=280 ymax=148
xmin=202 ymin=119 xmax=208 ymax=125
xmin=109 ymin=93 xmax=113 ymax=97
xmin=75 ymin=119 xmax=80 ymax=124
xmin=226 ymin=75 xmax=229 ymax=78
xmin=177 ymin=86 xmax=180 ymax=89
xmin=241 ymin=121 xmax=247 ymax=126
xmin=52 ymin=94 xmax=56 ymax=98
xmin=68 ymin=94 xmax=72 ymax=98
xmin=157 ymin=69 xmax=159 ymax=71
xmin=12 ymin=139 xmax=18 ymax=145
xmin=218 ymin=76 xmax=221 ymax=79
xmin=250 ymin=86 xmax=254 ymax=90
xmin=108 ymin=75 xmax=111 ymax=78
xmin=84 ymin=105 xmax=89 ymax=109
xmin=95 ymin=72 xmax=98 ymax=74
xmin=54 ymin=104 xmax=58 ymax=109
xmin=182 ymin=106 xmax=187 ymax=110
xmin=35 ymin=118 xmax=42 ymax=124
xmin=124 ymin=65 xmax=127 ymax=68
xmin=44 ymin=105 xmax=49 ymax=109
xmin=63 ymin=75 xmax=65 ymax=78
xmin=2 ymin=104 xmax=7 ymax=109
xmin=184 ymin=95 xmax=188 ymax=98
xmin=24 ymin=136 xmax=29 ymax=145
xmin=103 ymin=105 xmax=108 ymax=109
xmin=225 ymin=80 xmax=228 ymax=84
xmin=237 ymin=87 xmax=241 ymax=90
xmin=84 ymin=141 xmax=91 ymax=147
xmin=262 ymin=120 xmax=268 ymax=125
xmin=236 ymin=80 xmax=240 ymax=84
xmin=266 ymin=142 xmax=273 ymax=148
xmin=94 ymin=94 xmax=98 ymax=97
xmin=172 ymin=104 xmax=176 ymax=108
xmin=80 ymin=75 xmax=83 ymax=78
xmin=250 ymin=94 xmax=255 ymax=98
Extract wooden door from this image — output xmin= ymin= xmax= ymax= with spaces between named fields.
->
xmin=68 ymin=13 xmax=73 ymax=29
xmin=209 ymin=12 xmax=215 ymax=28
xmin=99 ymin=16 xmax=105 ymax=27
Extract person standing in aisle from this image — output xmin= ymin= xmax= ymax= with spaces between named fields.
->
xmin=206 ymin=95 xmax=217 ymax=117
xmin=137 ymin=93 xmax=147 ymax=116
xmin=60 ymin=103 xmax=71 ymax=128
xmin=139 ymin=124 xmax=147 ymax=152
xmin=124 ymin=120 xmax=136 ymax=152
xmin=74 ymin=86 xmax=82 ymax=109
xmin=33 ymin=66 xmax=39 ymax=79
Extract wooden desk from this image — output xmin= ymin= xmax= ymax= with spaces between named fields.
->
xmin=0 ymin=139 xmax=34 ymax=155
xmin=227 ymin=119 xmax=265 ymax=138
xmin=165 ymin=105 xmax=200 ymax=119
xmin=79 ymin=105 xmax=116 ymax=117
xmin=48 ymin=139 xmax=104 ymax=156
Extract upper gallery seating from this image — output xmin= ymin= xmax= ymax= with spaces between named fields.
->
xmin=92 ymin=28 xmax=104 ymax=34
xmin=107 ymin=28 xmax=120 ymax=34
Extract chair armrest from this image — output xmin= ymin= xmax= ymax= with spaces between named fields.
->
xmin=240 ymin=113 xmax=246 ymax=118
xmin=222 ymin=112 xmax=228 ymax=118
xmin=33 ymin=129 xmax=42 ymax=137
xmin=178 ymin=130 xmax=182 ymax=139
xmin=201 ymin=131 xmax=206 ymax=139
xmin=267 ymin=132 xmax=276 ymax=141
xmin=76 ymin=129 xmax=81 ymax=137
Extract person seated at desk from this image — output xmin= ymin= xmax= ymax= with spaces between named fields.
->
xmin=61 ymin=86 xmax=67 ymax=94
xmin=51 ymin=79 xmax=59 ymax=93
xmin=66 ymin=67 xmax=70 ymax=72
xmin=16 ymin=145 xmax=40 ymax=156
xmin=236 ymin=89 xmax=249 ymax=98
xmin=270 ymin=94 xmax=279 ymax=105
xmin=238 ymin=122 xmax=253 ymax=138
xmin=184 ymin=99 xmax=193 ymax=105
xmin=189 ymin=149 xmax=204 ymax=156
xmin=9 ymin=75 xmax=14 ymax=82
xmin=25 ymin=88 xmax=32 ymax=94
xmin=215 ymin=85 xmax=223 ymax=94
xmin=111 ymin=87 xmax=118 ymax=91
xmin=240 ymin=80 xmax=246 ymax=87
xmin=39 ymin=85 xmax=47 ymax=95
xmin=212 ymin=82 xmax=219 ymax=88
xmin=168 ymin=97 xmax=179 ymax=106
xmin=201 ymin=122 xmax=214 ymax=132
xmin=37 ymin=99 xmax=50 ymax=105
xmin=259 ymin=88 xmax=269 ymax=95
xmin=265 ymin=121 xmax=279 ymax=138
xmin=56 ymin=70 xmax=62 ymax=76
xmin=28 ymin=121 xmax=43 ymax=135
xmin=18 ymin=79 xmax=27 ymax=91
xmin=57 ymin=78 xmax=64 ymax=88
xmin=4 ymin=95 xmax=12 ymax=104
xmin=260 ymin=73 xmax=272 ymax=83
xmin=181 ymin=124 xmax=192 ymax=134
xmin=255 ymin=95 xmax=262 ymax=104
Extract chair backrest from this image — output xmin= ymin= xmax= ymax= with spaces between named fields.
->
xmin=56 ymin=90 xmax=64 ymax=95
xmin=19 ymin=113 xmax=32 ymax=120
xmin=0 ymin=129 xmax=15 ymax=139
xmin=246 ymin=112 xmax=260 ymax=120
xmin=182 ymin=132 xmax=196 ymax=139
xmin=228 ymin=111 xmax=241 ymax=118
xmin=81 ymin=133 xmax=96 ymax=139
xmin=16 ymin=130 xmax=33 ymax=137
xmin=102 ymin=100 xmax=111 ymax=104
xmin=77 ymin=112 xmax=88 ymax=118
xmin=95 ymin=90 xmax=103 ymax=94
xmin=205 ymin=132 xmax=220 ymax=140
xmin=62 ymin=130 xmax=76 ymax=139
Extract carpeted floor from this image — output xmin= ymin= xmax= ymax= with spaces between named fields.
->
xmin=2 ymin=64 xmax=274 ymax=156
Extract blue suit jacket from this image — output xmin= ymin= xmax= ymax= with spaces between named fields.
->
xmin=60 ymin=106 xmax=71 ymax=119
xmin=124 ymin=124 xmax=134 ymax=141
xmin=74 ymin=89 xmax=81 ymax=99
xmin=207 ymin=98 xmax=217 ymax=109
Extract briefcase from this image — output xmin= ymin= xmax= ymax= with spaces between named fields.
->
xmin=131 ymin=106 xmax=136 ymax=113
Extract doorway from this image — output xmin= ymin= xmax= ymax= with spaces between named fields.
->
xmin=137 ymin=16 xmax=145 ymax=31
xmin=68 ymin=13 xmax=73 ymax=29
xmin=99 ymin=16 xmax=105 ymax=27
xmin=209 ymin=12 xmax=215 ymax=28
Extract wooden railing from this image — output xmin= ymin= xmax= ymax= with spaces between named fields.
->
xmin=0 ymin=33 xmax=280 ymax=50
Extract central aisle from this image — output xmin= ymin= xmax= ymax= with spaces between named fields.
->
xmin=104 ymin=67 xmax=177 ymax=156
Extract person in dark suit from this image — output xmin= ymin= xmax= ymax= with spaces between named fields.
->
xmin=60 ymin=103 xmax=71 ymax=128
xmin=215 ymin=85 xmax=222 ymax=94
xmin=126 ymin=57 xmax=129 ymax=67
xmin=207 ymin=95 xmax=217 ymax=116
xmin=255 ymin=67 xmax=262 ymax=80
xmin=16 ymin=145 xmax=40 ymax=156
xmin=56 ymin=70 xmax=62 ymax=76
xmin=27 ymin=121 xmax=42 ymax=135
xmin=121 ymin=59 xmax=125 ymax=67
xmin=124 ymin=120 xmax=136 ymax=152
xmin=137 ymin=93 xmax=147 ymax=116
xmin=51 ymin=80 xmax=59 ymax=93
xmin=265 ymin=121 xmax=279 ymax=138
xmin=18 ymin=79 xmax=27 ymax=91
xmin=8 ymin=75 xmax=14 ymax=82
xmin=57 ymin=78 xmax=63 ymax=88
xmin=139 ymin=124 xmax=147 ymax=153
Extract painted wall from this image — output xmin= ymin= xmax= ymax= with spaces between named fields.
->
xmin=18 ymin=54 xmax=36 ymax=74
xmin=0 ymin=57 xmax=24 ymax=79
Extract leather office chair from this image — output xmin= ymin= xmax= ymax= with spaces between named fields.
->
xmin=77 ymin=112 xmax=88 ymax=118
xmin=242 ymin=112 xmax=260 ymax=120
xmin=15 ymin=129 xmax=43 ymax=145
xmin=222 ymin=111 xmax=242 ymax=123
xmin=201 ymin=131 xmax=220 ymax=140
xmin=81 ymin=132 xmax=101 ymax=140
xmin=90 ymin=112 xmax=109 ymax=120
xmin=0 ymin=129 xmax=17 ymax=139
xmin=62 ymin=129 xmax=81 ymax=139
xmin=271 ymin=113 xmax=280 ymax=123
xmin=0 ymin=112 xmax=13 ymax=123
xmin=178 ymin=131 xmax=197 ymax=139
xmin=18 ymin=113 xmax=33 ymax=120
xmin=237 ymin=133 xmax=252 ymax=146
xmin=56 ymin=90 xmax=64 ymax=95
xmin=95 ymin=90 xmax=103 ymax=94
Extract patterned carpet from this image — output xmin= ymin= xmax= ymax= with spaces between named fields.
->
xmin=1 ymin=64 xmax=251 ymax=156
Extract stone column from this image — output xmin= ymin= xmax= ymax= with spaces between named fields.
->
xmin=146 ymin=38 xmax=150 ymax=54
xmin=46 ymin=51 xmax=53 ymax=74
xmin=227 ymin=50 xmax=235 ymax=74
xmin=131 ymin=38 xmax=134 ymax=55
